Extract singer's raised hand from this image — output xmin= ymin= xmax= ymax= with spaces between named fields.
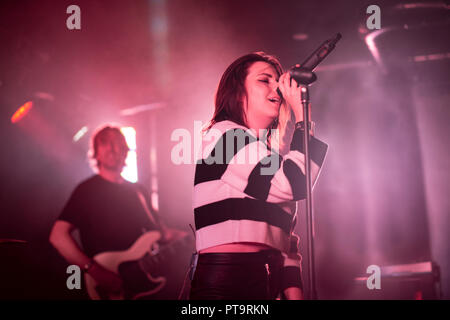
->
xmin=277 ymin=71 xmax=305 ymax=123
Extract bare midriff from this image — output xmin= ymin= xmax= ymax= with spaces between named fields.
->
xmin=199 ymin=242 xmax=275 ymax=253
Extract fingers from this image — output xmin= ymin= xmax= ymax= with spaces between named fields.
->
xmin=278 ymin=72 xmax=301 ymax=103
xmin=278 ymin=72 xmax=305 ymax=122
xmin=290 ymin=77 xmax=300 ymax=89
xmin=278 ymin=72 xmax=293 ymax=98
xmin=277 ymin=73 xmax=286 ymax=96
xmin=283 ymin=72 xmax=291 ymax=92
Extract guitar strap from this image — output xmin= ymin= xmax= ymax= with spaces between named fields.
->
xmin=135 ymin=189 xmax=165 ymax=237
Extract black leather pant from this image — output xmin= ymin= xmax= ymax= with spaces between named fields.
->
xmin=189 ymin=250 xmax=284 ymax=300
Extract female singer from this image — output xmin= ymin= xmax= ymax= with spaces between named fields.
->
xmin=190 ymin=52 xmax=328 ymax=299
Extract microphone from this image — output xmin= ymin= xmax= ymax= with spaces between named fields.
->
xmin=298 ymin=33 xmax=342 ymax=71
xmin=277 ymin=33 xmax=342 ymax=99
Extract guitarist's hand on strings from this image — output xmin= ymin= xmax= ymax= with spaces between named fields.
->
xmin=88 ymin=262 xmax=123 ymax=296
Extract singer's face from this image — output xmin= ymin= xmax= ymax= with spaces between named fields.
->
xmin=243 ymin=61 xmax=281 ymax=128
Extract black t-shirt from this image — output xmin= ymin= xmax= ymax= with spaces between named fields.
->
xmin=59 ymin=175 xmax=158 ymax=257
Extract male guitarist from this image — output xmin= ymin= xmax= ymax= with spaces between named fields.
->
xmin=49 ymin=125 xmax=185 ymax=299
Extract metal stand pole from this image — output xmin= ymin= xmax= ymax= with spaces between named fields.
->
xmin=289 ymin=32 xmax=341 ymax=300
xmin=300 ymin=85 xmax=317 ymax=300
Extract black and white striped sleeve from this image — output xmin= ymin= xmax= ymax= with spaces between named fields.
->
xmin=215 ymin=126 xmax=328 ymax=203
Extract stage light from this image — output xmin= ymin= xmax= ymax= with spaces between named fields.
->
xmin=73 ymin=126 xmax=89 ymax=142
xmin=292 ymin=33 xmax=309 ymax=41
xmin=34 ymin=91 xmax=55 ymax=101
xmin=11 ymin=101 xmax=33 ymax=123
xmin=120 ymin=126 xmax=138 ymax=183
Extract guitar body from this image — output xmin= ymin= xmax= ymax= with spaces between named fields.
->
xmin=85 ymin=231 xmax=170 ymax=300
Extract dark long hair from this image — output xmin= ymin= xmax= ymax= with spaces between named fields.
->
xmin=207 ymin=52 xmax=284 ymax=130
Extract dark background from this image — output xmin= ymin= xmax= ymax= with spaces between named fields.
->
xmin=0 ymin=0 xmax=449 ymax=299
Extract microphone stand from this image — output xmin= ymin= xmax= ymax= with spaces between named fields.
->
xmin=289 ymin=68 xmax=317 ymax=300
xmin=300 ymin=83 xmax=316 ymax=300
xmin=289 ymin=32 xmax=341 ymax=300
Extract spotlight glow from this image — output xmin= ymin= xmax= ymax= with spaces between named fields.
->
xmin=73 ymin=126 xmax=89 ymax=142
xmin=11 ymin=101 xmax=33 ymax=123
xmin=120 ymin=126 xmax=138 ymax=183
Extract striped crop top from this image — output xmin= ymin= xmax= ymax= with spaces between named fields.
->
xmin=193 ymin=120 xmax=328 ymax=283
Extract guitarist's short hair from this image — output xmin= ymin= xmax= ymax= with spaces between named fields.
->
xmin=89 ymin=124 xmax=129 ymax=170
